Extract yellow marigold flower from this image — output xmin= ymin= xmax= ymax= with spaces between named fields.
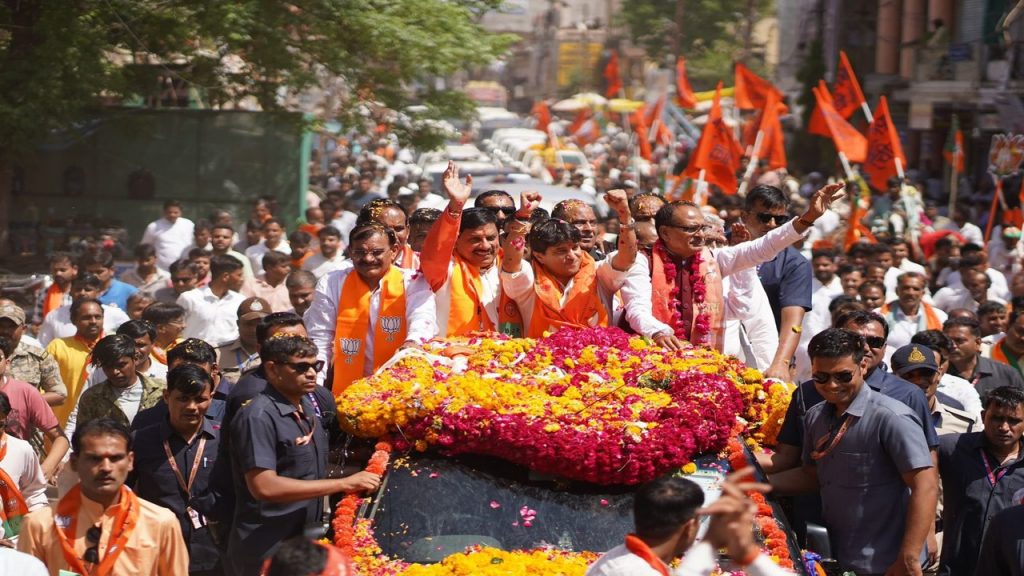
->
xmin=682 ymin=462 xmax=698 ymax=474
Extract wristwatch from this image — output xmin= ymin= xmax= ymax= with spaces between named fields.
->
xmin=619 ymin=219 xmax=636 ymax=231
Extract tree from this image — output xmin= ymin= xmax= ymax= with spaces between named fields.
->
xmin=0 ymin=0 xmax=516 ymax=155
xmin=617 ymin=0 xmax=772 ymax=87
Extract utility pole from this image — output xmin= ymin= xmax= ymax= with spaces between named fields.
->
xmin=673 ymin=0 xmax=685 ymax=58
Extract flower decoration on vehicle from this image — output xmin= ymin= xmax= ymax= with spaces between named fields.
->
xmin=336 ymin=327 xmax=791 ymax=486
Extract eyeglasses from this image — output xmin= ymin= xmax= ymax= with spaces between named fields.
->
xmin=83 ymin=525 xmax=101 ymax=564
xmin=864 ymin=336 xmax=887 ymax=349
xmin=281 ymin=360 xmax=325 ymax=374
xmin=486 ymin=206 xmax=517 ymax=216
xmin=756 ymin=213 xmax=789 ymax=226
xmin=663 ymin=223 xmax=708 ymax=234
xmin=351 ymin=249 xmax=388 ymax=260
xmin=811 ymin=370 xmax=855 ymax=385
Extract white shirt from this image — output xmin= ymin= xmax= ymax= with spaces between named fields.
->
xmin=943 ymin=268 xmax=1011 ymax=302
xmin=988 ymin=235 xmax=1024 ymax=277
xmin=883 ymin=260 xmax=927 ymax=294
xmin=931 ymin=286 xmax=1005 ymax=313
xmin=305 ymin=262 xmax=438 ymax=386
xmin=65 ymin=377 xmax=144 ymax=440
xmin=176 ymin=286 xmax=246 ymax=347
xmin=621 ymin=220 xmax=804 ymax=342
xmin=938 ymin=373 xmax=983 ymax=420
xmin=222 ymin=249 xmax=255 ymax=279
xmin=586 ymin=542 xmax=792 ymax=576
xmin=434 ymin=261 xmax=502 ymax=336
xmin=330 ymin=213 xmax=358 ymax=245
xmin=0 ymin=434 xmax=49 ymax=532
xmin=879 ymin=304 xmax=949 ymax=361
xmin=0 ymin=549 xmax=48 ymax=576
xmin=38 ymin=303 xmax=130 ymax=347
xmin=303 ymin=252 xmax=348 ymax=279
xmin=723 ymin=270 xmax=779 ymax=371
xmin=501 ymin=254 xmax=626 ymax=333
xmin=141 ymin=217 xmax=195 ymax=271
xmin=245 ymin=240 xmax=291 ymax=276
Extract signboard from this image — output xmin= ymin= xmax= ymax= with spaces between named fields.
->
xmin=988 ymin=133 xmax=1024 ymax=178
xmin=948 ymin=43 xmax=972 ymax=62
xmin=557 ymin=42 xmax=603 ymax=88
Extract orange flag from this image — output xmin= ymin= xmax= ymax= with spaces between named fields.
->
xmin=675 ymin=57 xmax=698 ymax=109
xmin=832 ymin=51 xmax=867 ymax=120
xmin=807 ymin=80 xmax=833 ymax=138
xmin=812 ymin=85 xmax=867 ymax=163
xmin=571 ymin=109 xmax=601 ymax=146
xmin=683 ymin=82 xmax=744 ymax=194
xmin=643 ymin=94 xmax=674 ymax=147
xmin=532 ymin=101 xmax=551 ymax=134
xmin=734 ymin=62 xmax=788 ymax=113
xmin=864 ymin=96 xmax=906 ymax=190
xmin=758 ymin=90 xmax=787 ymax=170
xmin=604 ymin=51 xmax=622 ymax=98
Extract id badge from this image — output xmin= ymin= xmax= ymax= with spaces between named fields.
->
xmin=187 ymin=506 xmax=206 ymax=529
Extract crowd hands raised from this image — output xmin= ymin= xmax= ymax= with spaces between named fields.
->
xmin=3 ymin=146 xmax=1024 ymax=576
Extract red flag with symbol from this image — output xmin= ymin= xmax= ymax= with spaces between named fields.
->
xmin=864 ymin=96 xmax=907 ymax=190
xmin=675 ymin=57 xmax=698 ymax=109
xmin=812 ymin=84 xmax=867 ymax=163
xmin=604 ymin=51 xmax=622 ymax=98
xmin=734 ymin=62 xmax=788 ymax=113
xmin=758 ymin=90 xmax=787 ymax=170
xmin=832 ymin=51 xmax=867 ymax=119
xmin=683 ymin=82 xmax=744 ymax=194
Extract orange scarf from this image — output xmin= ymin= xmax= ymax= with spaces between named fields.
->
xmin=0 ymin=436 xmax=29 ymax=538
xmin=992 ymin=339 xmax=1021 ymax=374
xmin=43 ymin=283 xmax=67 ymax=319
xmin=623 ymin=534 xmax=670 ymax=576
xmin=527 ymin=252 xmax=608 ymax=338
xmin=650 ymin=247 xmax=725 ymax=350
xmin=880 ymin=301 xmax=944 ymax=331
xmin=446 ymin=256 xmax=496 ymax=336
xmin=332 ymin=267 xmax=407 ymax=395
xmin=291 ymin=251 xmax=315 ymax=270
xmin=396 ymin=245 xmax=418 ymax=270
xmin=54 ymin=485 xmax=140 ymax=576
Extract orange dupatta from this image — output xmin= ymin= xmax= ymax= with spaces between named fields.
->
xmin=332 ymin=267 xmax=407 ymax=395
xmin=446 ymin=256 xmax=496 ymax=336
xmin=43 ymin=284 xmax=67 ymax=320
xmin=623 ymin=534 xmax=670 ymax=576
xmin=650 ymin=246 xmax=725 ymax=350
xmin=53 ymin=485 xmax=140 ymax=576
xmin=527 ymin=252 xmax=608 ymax=338
xmin=0 ymin=436 xmax=29 ymax=538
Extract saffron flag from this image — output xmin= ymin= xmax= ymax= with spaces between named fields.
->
xmin=675 ymin=57 xmax=698 ymax=109
xmin=604 ymin=51 xmax=622 ymax=98
xmin=683 ymin=82 xmax=744 ymax=194
xmin=570 ymin=109 xmax=601 ymax=146
xmin=758 ymin=90 xmax=787 ymax=170
xmin=832 ymin=51 xmax=867 ymax=119
xmin=532 ymin=101 xmax=551 ymax=134
xmin=812 ymin=85 xmax=867 ymax=163
xmin=943 ymin=114 xmax=965 ymax=174
xmin=864 ymin=96 xmax=907 ymax=191
xmin=643 ymin=95 xmax=674 ymax=147
xmin=807 ymin=80 xmax=834 ymax=138
xmin=734 ymin=62 xmax=788 ymax=113
xmin=632 ymin=109 xmax=652 ymax=160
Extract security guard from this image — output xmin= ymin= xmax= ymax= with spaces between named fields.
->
xmin=225 ymin=335 xmax=380 ymax=576
xmin=216 ymin=297 xmax=268 ymax=386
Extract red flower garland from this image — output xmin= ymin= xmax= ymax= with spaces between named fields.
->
xmin=723 ymin=439 xmax=795 ymax=571
xmin=333 ymin=441 xmax=392 ymax=555
xmin=654 ymin=241 xmax=712 ymax=344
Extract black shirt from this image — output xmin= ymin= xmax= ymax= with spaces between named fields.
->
xmin=131 ymin=417 xmax=221 ymax=573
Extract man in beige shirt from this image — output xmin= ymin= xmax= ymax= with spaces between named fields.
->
xmin=241 ymin=251 xmax=291 ymax=312
xmin=18 ymin=418 xmax=188 ymax=575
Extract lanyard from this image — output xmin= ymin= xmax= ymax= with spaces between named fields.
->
xmin=980 ymin=449 xmax=1010 ymax=487
xmin=811 ymin=414 xmax=857 ymax=461
xmin=291 ymin=411 xmax=316 ymax=446
xmin=162 ymin=436 xmax=207 ymax=496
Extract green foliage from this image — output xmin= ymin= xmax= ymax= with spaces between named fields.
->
xmin=617 ymin=0 xmax=772 ymax=88
xmin=0 ymin=0 xmax=514 ymax=155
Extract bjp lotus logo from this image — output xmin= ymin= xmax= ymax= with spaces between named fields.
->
xmin=989 ymin=133 xmax=1024 ymax=177
xmin=380 ymin=316 xmax=401 ymax=342
xmin=340 ymin=338 xmax=361 ymax=363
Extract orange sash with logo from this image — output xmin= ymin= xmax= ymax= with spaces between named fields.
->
xmin=53 ymin=485 xmax=140 ymax=576
xmin=43 ymin=284 xmax=66 ymax=320
xmin=0 ymin=436 xmax=29 ymax=538
xmin=447 ymin=256 xmax=496 ymax=336
xmin=332 ymin=267 xmax=407 ymax=395
xmin=527 ymin=252 xmax=608 ymax=338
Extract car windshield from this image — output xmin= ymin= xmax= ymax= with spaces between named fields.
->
xmin=368 ymin=452 xmax=635 ymax=563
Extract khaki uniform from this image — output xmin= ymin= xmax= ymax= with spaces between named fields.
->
xmin=216 ymin=339 xmax=260 ymax=386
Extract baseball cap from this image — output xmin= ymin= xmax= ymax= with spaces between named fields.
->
xmin=237 ymin=297 xmax=271 ymax=321
xmin=891 ymin=344 xmax=939 ymax=376
xmin=0 ymin=303 xmax=26 ymax=326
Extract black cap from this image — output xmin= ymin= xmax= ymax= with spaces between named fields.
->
xmin=891 ymin=344 xmax=939 ymax=376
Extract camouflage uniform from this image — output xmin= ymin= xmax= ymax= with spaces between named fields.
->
xmin=75 ymin=373 xmax=166 ymax=429
xmin=9 ymin=340 xmax=67 ymax=399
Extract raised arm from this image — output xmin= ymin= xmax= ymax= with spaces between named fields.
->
xmin=421 ymin=161 xmax=472 ymax=291
xmin=501 ymin=191 xmax=542 ymax=275
xmin=605 ymin=189 xmax=637 ymax=272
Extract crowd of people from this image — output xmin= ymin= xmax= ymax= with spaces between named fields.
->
xmin=1 ymin=132 xmax=1024 ymax=576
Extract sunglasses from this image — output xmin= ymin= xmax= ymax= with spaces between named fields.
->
xmin=812 ymin=370 xmax=855 ymax=385
xmin=84 ymin=525 xmax=101 ymax=564
xmin=282 ymin=360 xmax=326 ymax=374
xmin=864 ymin=336 xmax=887 ymax=349
xmin=755 ymin=213 xmax=789 ymax=225
xmin=486 ymin=206 xmax=517 ymax=216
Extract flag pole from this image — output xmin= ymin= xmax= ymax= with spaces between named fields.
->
xmin=861 ymin=102 xmax=874 ymax=123
xmin=985 ymin=176 xmax=1003 ymax=245
xmin=948 ymin=153 xmax=960 ymax=213
xmin=838 ymin=151 xmax=854 ymax=180
xmin=895 ymin=157 xmax=906 ymax=181
xmin=737 ymin=130 xmax=764 ymax=196
xmin=696 ymin=169 xmax=707 ymax=205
